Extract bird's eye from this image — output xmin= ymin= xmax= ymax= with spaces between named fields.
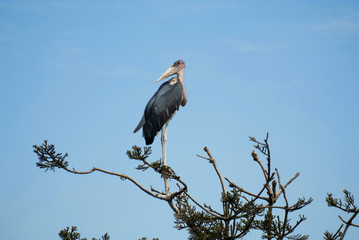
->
xmin=173 ymin=60 xmax=184 ymax=67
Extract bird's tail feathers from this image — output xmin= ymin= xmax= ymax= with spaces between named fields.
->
xmin=133 ymin=115 xmax=145 ymax=133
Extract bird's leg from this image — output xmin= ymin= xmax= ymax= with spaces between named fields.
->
xmin=161 ymin=112 xmax=175 ymax=165
xmin=161 ymin=121 xmax=170 ymax=194
xmin=161 ymin=121 xmax=169 ymax=165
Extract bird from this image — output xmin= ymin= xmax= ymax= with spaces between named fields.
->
xmin=134 ymin=60 xmax=187 ymax=145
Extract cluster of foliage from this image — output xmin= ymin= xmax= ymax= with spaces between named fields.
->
xmin=58 ymin=226 xmax=109 ymax=240
xmin=33 ymin=134 xmax=358 ymax=239
xmin=58 ymin=226 xmax=158 ymax=240
xmin=324 ymin=190 xmax=359 ymax=240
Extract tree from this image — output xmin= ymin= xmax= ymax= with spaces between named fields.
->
xmin=173 ymin=134 xmax=312 ymax=240
xmin=33 ymin=134 xmax=358 ymax=239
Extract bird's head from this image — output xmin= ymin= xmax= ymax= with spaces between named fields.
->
xmin=156 ymin=60 xmax=185 ymax=82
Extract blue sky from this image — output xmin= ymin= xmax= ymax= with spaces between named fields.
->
xmin=1 ymin=0 xmax=359 ymax=239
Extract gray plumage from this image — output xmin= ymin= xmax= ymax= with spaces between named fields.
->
xmin=134 ymin=77 xmax=183 ymax=145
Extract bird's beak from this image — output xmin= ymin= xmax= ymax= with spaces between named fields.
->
xmin=156 ymin=66 xmax=179 ymax=82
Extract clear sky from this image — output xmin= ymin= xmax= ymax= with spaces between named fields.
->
xmin=1 ymin=0 xmax=359 ymax=239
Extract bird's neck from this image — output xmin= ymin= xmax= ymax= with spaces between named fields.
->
xmin=176 ymin=69 xmax=184 ymax=82
xmin=176 ymin=70 xmax=187 ymax=106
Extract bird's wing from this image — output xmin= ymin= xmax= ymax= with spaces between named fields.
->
xmin=143 ymin=78 xmax=183 ymax=144
xmin=133 ymin=90 xmax=157 ymax=133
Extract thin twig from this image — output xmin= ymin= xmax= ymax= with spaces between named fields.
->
xmin=275 ymin=172 xmax=300 ymax=199
xmin=225 ymin=177 xmax=268 ymax=201
xmin=185 ymin=192 xmax=224 ymax=218
xmin=234 ymin=216 xmax=256 ymax=238
xmin=276 ymin=168 xmax=289 ymax=238
xmin=264 ymin=133 xmax=271 ymax=182
xmin=150 ymin=186 xmax=162 ymax=194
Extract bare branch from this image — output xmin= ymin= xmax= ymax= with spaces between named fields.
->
xmin=184 ymin=192 xmax=224 ymax=218
xmin=276 ymin=172 xmax=300 ymax=199
xmin=198 ymin=146 xmax=226 ymax=195
xmin=338 ymin=210 xmax=359 ymax=240
xmin=64 ymin=166 xmax=172 ymax=200
xmin=34 ymin=141 xmax=187 ymax=214
xmin=168 ymin=200 xmax=179 ymax=213
xmin=225 ymin=177 xmax=268 ymax=201
xmin=251 ymin=150 xmax=268 ymax=180
xmin=338 ymin=215 xmax=346 ymax=224
xmin=276 ymin=168 xmax=289 ymax=238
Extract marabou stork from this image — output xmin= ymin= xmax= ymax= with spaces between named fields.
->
xmin=134 ymin=60 xmax=187 ymax=147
